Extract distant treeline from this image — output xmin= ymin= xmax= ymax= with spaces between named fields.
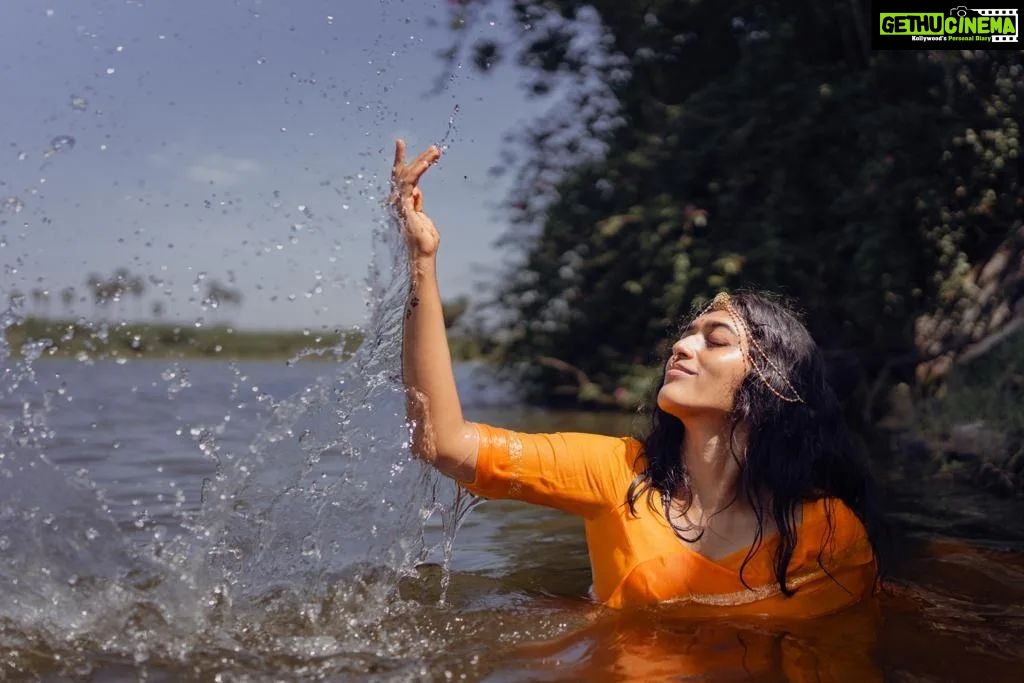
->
xmin=3 ymin=318 xmax=362 ymax=362
xmin=9 ymin=268 xmax=244 ymax=324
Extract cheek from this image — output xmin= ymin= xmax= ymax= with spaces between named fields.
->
xmin=707 ymin=353 xmax=749 ymax=399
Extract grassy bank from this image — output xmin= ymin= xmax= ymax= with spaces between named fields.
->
xmin=3 ymin=317 xmax=363 ymax=362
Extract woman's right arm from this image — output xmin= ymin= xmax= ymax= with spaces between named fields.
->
xmin=391 ymin=139 xmax=478 ymax=482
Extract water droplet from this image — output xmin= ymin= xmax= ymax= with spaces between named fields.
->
xmin=16 ymin=151 xmax=27 ymax=161
xmin=300 ymin=534 xmax=320 ymax=558
xmin=0 ymin=536 xmax=8 ymax=550
xmin=106 ymin=67 xmax=116 ymax=75
xmin=2 ymin=197 xmax=24 ymax=214
xmin=161 ymin=364 xmax=191 ymax=394
xmin=70 ymin=94 xmax=88 ymax=111
xmin=256 ymin=56 xmax=266 ymax=65
xmin=85 ymin=527 xmax=99 ymax=541
xmin=49 ymin=135 xmax=76 ymax=153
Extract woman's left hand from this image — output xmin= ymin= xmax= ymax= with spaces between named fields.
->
xmin=390 ymin=139 xmax=442 ymax=259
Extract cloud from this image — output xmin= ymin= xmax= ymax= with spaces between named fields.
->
xmin=185 ymin=153 xmax=263 ymax=186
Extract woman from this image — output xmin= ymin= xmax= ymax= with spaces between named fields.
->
xmin=391 ymin=140 xmax=881 ymax=615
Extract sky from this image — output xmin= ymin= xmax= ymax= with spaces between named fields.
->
xmin=0 ymin=0 xmax=552 ymax=330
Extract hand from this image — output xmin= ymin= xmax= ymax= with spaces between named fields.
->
xmin=390 ymin=139 xmax=441 ymax=259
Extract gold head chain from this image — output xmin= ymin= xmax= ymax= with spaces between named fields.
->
xmin=705 ymin=292 xmax=806 ymax=404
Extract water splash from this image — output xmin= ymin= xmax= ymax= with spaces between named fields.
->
xmin=0 ymin=199 xmax=476 ymax=677
xmin=436 ymin=104 xmax=461 ymax=152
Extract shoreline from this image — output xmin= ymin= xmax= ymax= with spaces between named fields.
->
xmin=3 ymin=317 xmax=363 ymax=362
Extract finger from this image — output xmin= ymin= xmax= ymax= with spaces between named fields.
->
xmin=393 ymin=139 xmax=406 ymax=174
xmin=407 ymin=145 xmax=441 ymax=183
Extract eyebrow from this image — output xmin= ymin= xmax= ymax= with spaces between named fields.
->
xmin=681 ymin=320 xmax=739 ymax=338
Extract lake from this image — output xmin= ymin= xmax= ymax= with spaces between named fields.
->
xmin=1 ymin=357 xmax=1022 ymax=681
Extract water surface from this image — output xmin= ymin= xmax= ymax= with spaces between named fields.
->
xmin=1 ymin=358 xmax=1022 ymax=681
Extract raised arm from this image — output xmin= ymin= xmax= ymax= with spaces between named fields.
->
xmin=390 ymin=139 xmax=478 ymax=482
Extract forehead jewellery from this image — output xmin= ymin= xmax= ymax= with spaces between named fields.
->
xmin=700 ymin=292 xmax=806 ymax=404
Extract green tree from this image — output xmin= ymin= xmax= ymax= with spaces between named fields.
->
xmin=442 ymin=296 xmax=471 ymax=329
xmin=60 ymin=286 xmax=75 ymax=315
xmin=445 ymin=1 xmax=1023 ymax=406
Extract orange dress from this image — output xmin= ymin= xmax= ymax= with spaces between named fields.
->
xmin=462 ymin=423 xmax=877 ymax=615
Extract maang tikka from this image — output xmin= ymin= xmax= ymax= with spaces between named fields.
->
xmin=704 ymin=292 xmax=805 ymax=404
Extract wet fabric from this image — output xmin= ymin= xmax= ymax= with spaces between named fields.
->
xmin=462 ymin=423 xmax=877 ymax=614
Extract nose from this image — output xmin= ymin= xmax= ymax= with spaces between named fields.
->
xmin=671 ymin=333 xmax=700 ymax=359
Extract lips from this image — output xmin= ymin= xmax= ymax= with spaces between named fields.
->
xmin=666 ymin=363 xmax=697 ymax=377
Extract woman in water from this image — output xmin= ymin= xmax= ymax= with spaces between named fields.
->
xmin=391 ymin=140 xmax=881 ymax=615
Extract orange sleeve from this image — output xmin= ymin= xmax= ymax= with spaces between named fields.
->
xmin=461 ymin=423 xmax=640 ymax=519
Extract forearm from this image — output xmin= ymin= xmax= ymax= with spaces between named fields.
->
xmin=402 ymin=254 xmax=478 ymax=481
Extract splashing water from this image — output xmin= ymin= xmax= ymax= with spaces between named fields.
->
xmin=436 ymin=104 xmax=461 ymax=153
xmin=0 ymin=207 xmax=479 ymax=678
xmin=46 ymin=135 xmax=76 ymax=155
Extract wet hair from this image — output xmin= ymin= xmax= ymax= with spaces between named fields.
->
xmin=626 ymin=291 xmax=884 ymax=596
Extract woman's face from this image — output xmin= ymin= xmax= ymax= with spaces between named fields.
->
xmin=657 ymin=308 xmax=750 ymax=420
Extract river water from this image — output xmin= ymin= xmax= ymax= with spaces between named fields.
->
xmin=1 ymin=352 xmax=1022 ymax=681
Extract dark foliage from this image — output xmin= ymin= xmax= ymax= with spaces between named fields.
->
xmin=445 ymin=1 xmax=1023 ymax=405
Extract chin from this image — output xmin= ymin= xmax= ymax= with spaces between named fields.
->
xmin=656 ymin=385 xmax=686 ymax=416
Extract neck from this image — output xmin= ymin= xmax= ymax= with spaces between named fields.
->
xmin=678 ymin=416 xmax=747 ymax=518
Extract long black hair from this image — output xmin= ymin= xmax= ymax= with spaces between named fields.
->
xmin=627 ymin=291 xmax=884 ymax=596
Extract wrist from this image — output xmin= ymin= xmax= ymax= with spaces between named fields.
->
xmin=408 ymin=253 xmax=438 ymax=281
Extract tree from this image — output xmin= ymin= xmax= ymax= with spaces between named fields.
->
xmin=85 ymin=268 xmax=145 ymax=321
xmin=202 ymin=280 xmax=243 ymax=322
xmin=86 ymin=273 xmax=104 ymax=317
xmin=128 ymin=275 xmax=146 ymax=319
xmin=442 ymin=296 xmax=471 ymax=329
xmin=30 ymin=288 xmax=49 ymax=318
xmin=443 ymin=2 xmax=1023 ymax=405
xmin=60 ymin=286 xmax=75 ymax=315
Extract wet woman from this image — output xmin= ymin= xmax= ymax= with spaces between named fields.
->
xmin=391 ymin=140 xmax=882 ymax=615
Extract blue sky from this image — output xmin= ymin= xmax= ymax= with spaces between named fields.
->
xmin=0 ymin=0 xmax=551 ymax=330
